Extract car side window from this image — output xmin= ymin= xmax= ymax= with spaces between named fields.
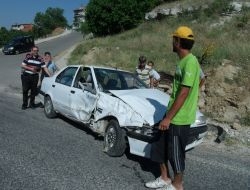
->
xmin=83 ymin=68 xmax=95 ymax=91
xmin=73 ymin=68 xmax=86 ymax=88
xmin=55 ymin=67 xmax=77 ymax=86
xmin=73 ymin=67 xmax=96 ymax=92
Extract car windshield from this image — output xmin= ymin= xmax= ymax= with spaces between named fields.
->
xmin=7 ymin=40 xmax=17 ymax=46
xmin=94 ymin=68 xmax=148 ymax=91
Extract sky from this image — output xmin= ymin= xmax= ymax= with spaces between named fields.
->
xmin=0 ymin=0 xmax=89 ymax=29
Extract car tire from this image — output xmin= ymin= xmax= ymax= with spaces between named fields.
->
xmin=104 ymin=120 xmax=126 ymax=157
xmin=44 ymin=96 xmax=57 ymax=118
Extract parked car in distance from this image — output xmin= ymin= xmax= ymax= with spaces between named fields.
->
xmin=2 ymin=35 xmax=34 ymax=55
xmin=40 ymin=65 xmax=208 ymax=157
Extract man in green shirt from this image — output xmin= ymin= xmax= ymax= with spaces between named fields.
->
xmin=145 ymin=26 xmax=200 ymax=190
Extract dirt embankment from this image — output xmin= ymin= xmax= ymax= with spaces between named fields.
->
xmin=199 ymin=60 xmax=250 ymax=148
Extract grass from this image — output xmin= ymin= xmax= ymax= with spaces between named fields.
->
xmin=224 ymin=136 xmax=239 ymax=146
xmin=224 ymin=135 xmax=250 ymax=147
xmin=69 ymin=1 xmax=250 ymax=85
xmin=239 ymin=115 xmax=250 ymax=126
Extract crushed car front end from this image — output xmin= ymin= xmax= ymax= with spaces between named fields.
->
xmin=126 ymin=115 xmax=207 ymax=158
xmin=108 ymin=89 xmax=207 ymax=158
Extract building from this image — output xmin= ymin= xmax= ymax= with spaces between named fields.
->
xmin=73 ymin=6 xmax=86 ymax=30
xmin=11 ymin=24 xmax=33 ymax=32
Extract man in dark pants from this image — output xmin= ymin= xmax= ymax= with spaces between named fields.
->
xmin=21 ymin=46 xmax=51 ymax=110
xmin=145 ymin=26 xmax=200 ymax=190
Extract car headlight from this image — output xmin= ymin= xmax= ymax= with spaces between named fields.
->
xmin=9 ymin=47 xmax=14 ymax=50
xmin=193 ymin=115 xmax=207 ymax=127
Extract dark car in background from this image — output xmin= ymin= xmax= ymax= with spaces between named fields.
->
xmin=2 ymin=35 xmax=34 ymax=55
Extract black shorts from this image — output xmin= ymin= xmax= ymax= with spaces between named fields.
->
xmin=150 ymin=124 xmax=190 ymax=173
xmin=150 ymin=130 xmax=168 ymax=163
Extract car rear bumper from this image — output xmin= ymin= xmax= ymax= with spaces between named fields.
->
xmin=2 ymin=49 xmax=14 ymax=54
xmin=39 ymin=90 xmax=46 ymax=96
xmin=127 ymin=125 xmax=207 ymax=158
xmin=38 ymin=90 xmax=45 ymax=104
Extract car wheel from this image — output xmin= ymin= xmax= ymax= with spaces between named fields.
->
xmin=44 ymin=96 xmax=57 ymax=118
xmin=104 ymin=120 xmax=126 ymax=157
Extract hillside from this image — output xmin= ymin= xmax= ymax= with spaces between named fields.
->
xmin=69 ymin=1 xmax=250 ymax=149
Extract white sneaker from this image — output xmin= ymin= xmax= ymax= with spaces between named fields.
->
xmin=156 ymin=184 xmax=176 ymax=190
xmin=145 ymin=177 xmax=171 ymax=189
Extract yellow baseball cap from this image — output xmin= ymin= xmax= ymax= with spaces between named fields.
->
xmin=173 ymin=26 xmax=194 ymax=40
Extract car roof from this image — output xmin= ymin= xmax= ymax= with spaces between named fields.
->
xmin=68 ymin=64 xmax=130 ymax=73
xmin=13 ymin=35 xmax=33 ymax=39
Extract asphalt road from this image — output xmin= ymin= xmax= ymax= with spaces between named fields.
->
xmin=0 ymin=32 xmax=249 ymax=190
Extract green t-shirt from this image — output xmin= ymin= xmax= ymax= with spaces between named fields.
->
xmin=168 ymin=53 xmax=200 ymax=125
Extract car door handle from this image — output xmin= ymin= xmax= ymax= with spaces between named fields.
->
xmin=70 ymin=90 xmax=75 ymax=94
xmin=52 ymin=84 xmax=55 ymax=87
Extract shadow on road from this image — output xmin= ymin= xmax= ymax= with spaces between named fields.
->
xmin=58 ymin=114 xmax=103 ymax=141
xmin=124 ymin=148 xmax=160 ymax=179
xmin=56 ymin=114 xmax=162 ymax=179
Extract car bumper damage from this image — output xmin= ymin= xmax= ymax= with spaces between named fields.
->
xmin=126 ymin=123 xmax=208 ymax=158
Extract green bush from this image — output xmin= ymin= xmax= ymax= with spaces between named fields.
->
xmin=80 ymin=22 xmax=91 ymax=34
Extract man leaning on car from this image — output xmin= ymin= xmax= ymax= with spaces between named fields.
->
xmin=21 ymin=46 xmax=51 ymax=110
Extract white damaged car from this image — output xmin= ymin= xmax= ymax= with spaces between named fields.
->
xmin=40 ymin=65 xmax=207 ymax=157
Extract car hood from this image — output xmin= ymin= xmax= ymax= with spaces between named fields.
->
xmin=109 ymin=89 xmax=169 ymax=126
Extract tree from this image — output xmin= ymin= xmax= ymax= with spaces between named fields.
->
xmin=45 ymin=7 xmax=67 ymax=28
xmin=33 ymin=7 xmax=67 ymax=38
xmin=0 ymin=27 xmax=10 ymax=47
xmin=85 ymin=0 xmax=159 ymax=36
